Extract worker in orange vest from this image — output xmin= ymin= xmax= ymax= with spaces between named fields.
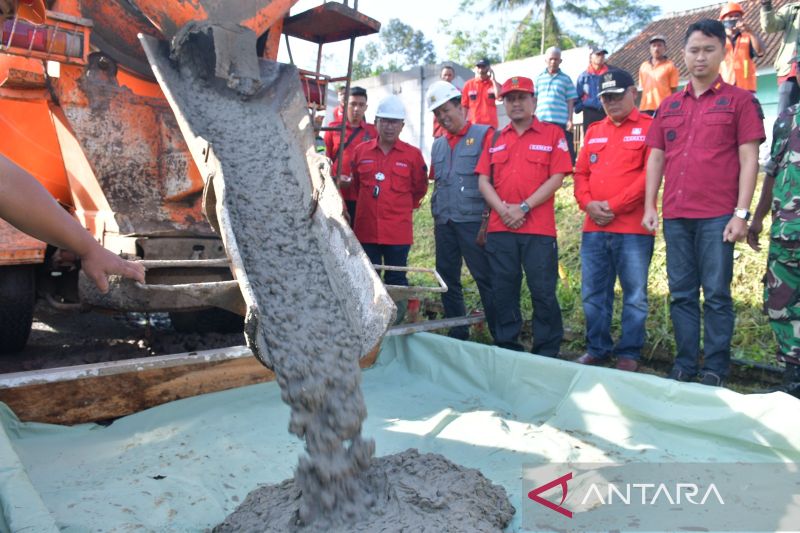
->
xmin=719 ymin=1 xmax=766 ymax=92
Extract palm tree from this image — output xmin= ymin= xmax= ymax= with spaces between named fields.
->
xmin=490 ymin=0 xmax=562 ymax=55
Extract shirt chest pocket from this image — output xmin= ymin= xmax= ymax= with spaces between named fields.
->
xmin=525 ymin=149 xmax=551 ymax=168
xmin=699 ymin=110 xmax=734 ymax=147
xmin=357 ymin=160 xmax=377 ymax=184
xmin=390 ymin=163 xmax=412 ymax=193
xmin=660 ymin=115 xmax=685 ymax=145
xmin=587 ymin=141 xmax=607 ymax=165
xmin=621 ymin=140 xmax=645 ymax=166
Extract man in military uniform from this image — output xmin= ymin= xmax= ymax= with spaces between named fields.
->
xmin=747 ymin=56 xmax=800 ymax=397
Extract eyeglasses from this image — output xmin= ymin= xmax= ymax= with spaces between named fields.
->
xmin=600 ymin=92 xmax=626 ymax=103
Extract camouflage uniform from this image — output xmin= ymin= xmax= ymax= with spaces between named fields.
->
xmin=764 ymin=103 xmax=800 ymax=365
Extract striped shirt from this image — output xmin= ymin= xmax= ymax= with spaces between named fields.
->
xmin=534 ymin=69 xmax=577 ymax=125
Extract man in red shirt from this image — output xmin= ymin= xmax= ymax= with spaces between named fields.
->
xmin=476 ymin=76 xmax=573 ymax=355
xmin=462 ymin=58 xmax=502 ymax=129
xmin=573 ymin=69 xmax=654 ymax=373
xmin=351 ymin=94 xmax=428 ymax=294
xmin=324 ymin=86 xmax=376 ymax=224
xmin=643 ymin=19 xmax=765 ymax=386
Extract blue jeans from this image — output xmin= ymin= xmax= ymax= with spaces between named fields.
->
xmin=580 ymin=232 xmax=654 ymax=361
xmin=485 ymin=232 xmax=563 ymax=356
xmin=362 ymin=244 xmax=411 ymax=287
xmin=435 ymin=221 xmax=496 ymax=340
xmin=663 ymin=216 xmax=734 ymax=378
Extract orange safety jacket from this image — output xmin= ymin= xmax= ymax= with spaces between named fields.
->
xmin=721 ymin=32 xmax=757 ymax=92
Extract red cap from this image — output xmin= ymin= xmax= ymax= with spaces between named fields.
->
xmin=499 ymin=76 xmax=535 ymax=97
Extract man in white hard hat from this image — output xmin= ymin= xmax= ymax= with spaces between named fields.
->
xmin=350 ymin=95 xmax=428 ymax=318
xmin=426 ymin=80 xmax=496 ymax=341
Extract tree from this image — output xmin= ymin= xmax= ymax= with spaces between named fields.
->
xmin=562 ymin=0 xmax=659 ymax=51
xmin=352 ymin=19 xmax=436 ymax=79
xmin=505 ymin=8 xmax=584 ymax=60
xmin=490 ymin=0 xmax=562 ymax=56
xmin=440 ymin=18 xmax=503 ymax=67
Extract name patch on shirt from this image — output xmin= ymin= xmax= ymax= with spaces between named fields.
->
xmin=623 ymin=135 xmax=646 ymax=142
xmin=395 ymin=161 xmax=409 ymax=168
xmin=489 ymin=144 xmax=507 ymax=153
xmin=587 ymin=137 xmax=608 ymax=145
xmin=529 ymin=144 xmax=553 ymax=152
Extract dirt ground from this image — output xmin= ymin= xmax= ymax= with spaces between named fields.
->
xmin=0 ymin=303 xmax=244 ymax=374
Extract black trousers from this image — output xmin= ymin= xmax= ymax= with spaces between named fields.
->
xmin=434 ymin=220 xmax=496 ymax=340
xmin=582 ymin=107 xmax=606 ymax=134
xmin=485 ymin=232 xmax=563 ymax=356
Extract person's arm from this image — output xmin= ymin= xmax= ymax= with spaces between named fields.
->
xmin=750 ymin=31 xmax=766 ymax=57
xmin=324 ymin=128 xmax=335 ymax=160
xmin=669 ymin=64 xmax=680 ymax=93
xmin=0 ymin=155 xmax=144 ymax=292
xmin=490 ymin=69 xmax=503 ymax=103
xmin=747 ymin=173 xmax=775 ymax=251
xmin=566 ymin=98 xmax=575 ymax=131
xmin=411 ymin=155 xmax=428 ymax=208
xmin=641 ymin=148 xmax=664 ymax=232
xmin=461 ymin=83 xmax=471 ymax=112
xmin=478 ymin=173 xmax=522 ymax=229
xmin=723 ymin=140 xmax=760 ymax=242
xmin=761 ymin=1 xmax=788 ymax=33
xmin=574 ymin=74 xmax=585 ymax=114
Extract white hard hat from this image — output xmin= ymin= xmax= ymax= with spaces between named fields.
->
xmin=425 ymin=81 xmax=461 ymax=113
xmin=375 ymin=95 xmax=406 ymax=120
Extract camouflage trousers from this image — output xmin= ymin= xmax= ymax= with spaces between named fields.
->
xmin=765 ymin=240 xmax=800 ymax=365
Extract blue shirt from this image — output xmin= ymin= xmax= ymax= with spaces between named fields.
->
xmin=534 ymin=69 xmax=577 ymax=125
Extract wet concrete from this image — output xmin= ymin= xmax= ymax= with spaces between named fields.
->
xmin=140 ymin=26 xmax=515 ymax=531
xmin=214 ymin=449 xmax=515 ymax=532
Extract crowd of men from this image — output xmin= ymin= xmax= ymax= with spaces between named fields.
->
xmin=323 ymin=7 xmax=800 ymax=398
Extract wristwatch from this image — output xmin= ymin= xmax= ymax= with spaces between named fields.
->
xmin=519 ymin=201 xmax=531 ymax=214
xmin=733 ymin=208 xmax=751 ymax=221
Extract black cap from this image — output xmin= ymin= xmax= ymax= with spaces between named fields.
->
xmin=591 ymin=46 xmax=608 ymax=55
xmin=598 ymin=69 xmax=635 ymax=95
xmin=476 ymin=57 xmax=490 ymax=67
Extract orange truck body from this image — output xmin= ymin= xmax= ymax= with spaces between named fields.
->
xmin=0 ymin=0 xmax=296 ymax=266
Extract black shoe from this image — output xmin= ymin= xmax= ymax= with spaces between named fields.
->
xmin=699 ymin=371 xmax=724 ymax=387
xmin=667 ymin=367 xmax=693 ymax=382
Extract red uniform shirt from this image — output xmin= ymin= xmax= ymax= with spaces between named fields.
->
xmin=574 ymin=108 xmax=654 ymax=235
xmin=462 ymin=77 xmax=499 ymax=129
xmin=646 ymin=76 xmax=765 ymax=219
xmin=475 ymin=118 xmax=572 ymax=237
xmin=332 ymin=104 xmax=344 ymax=123
xmin=351 ymin=139 xmax=428 ymax=245
xmin=324 ymin=120 xmax=377 ymax=201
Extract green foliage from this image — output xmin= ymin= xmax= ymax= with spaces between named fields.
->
xmin=561 ymin=0 xmax=660 ymax=50
xmin=439 ymin=18 xmax=503 ymax=67
xmin=352 ymin=19 xmax=436 ymax=79
xmin=505 ymin=10 xmax=585 ymax=60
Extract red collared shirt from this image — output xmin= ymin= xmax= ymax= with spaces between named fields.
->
xmin=324 ymin=120 xmax=377 ymax=201
xmin=351 ymin=139 xmax=428 ymax=245
xmin=574 ymin=108 xmax=654 ymax=235
xmin=461 ymin=78 xmax=499 ymax=129
xmin=475 ymin=117 xmax=573 ymax=236
xmin=646 ymin=76 xmax=765 ymax=219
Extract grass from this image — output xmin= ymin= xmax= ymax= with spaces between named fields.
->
xmin=409 ymin=176 xmax=777 ymax=365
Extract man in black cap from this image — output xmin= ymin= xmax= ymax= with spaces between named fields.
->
xmin=461 ymin=57 xmax=502 ymax=128
xmin=573 ymin=69 xmax=654 ymax=373
xmin=576 ymin=46 xmax=611 ymax=134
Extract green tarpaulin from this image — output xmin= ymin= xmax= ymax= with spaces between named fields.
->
xmin=1 ymin=333 xmax=798 ymax=531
